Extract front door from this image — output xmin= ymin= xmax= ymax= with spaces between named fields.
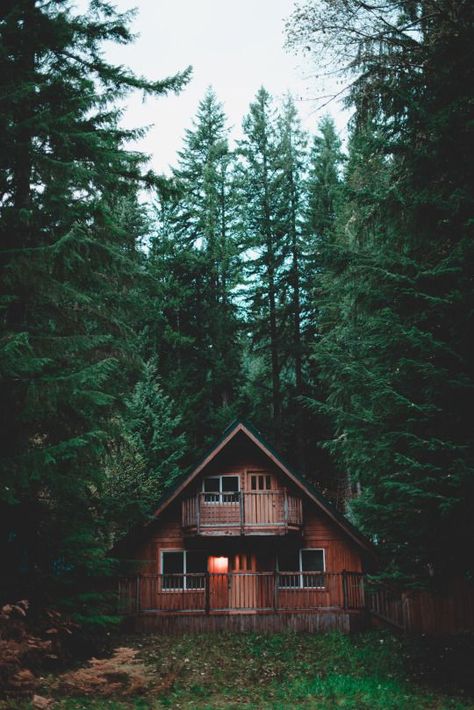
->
xmin=208 ymin=555 xmax=229 ymax=610
xmin=229 ymin=553 xmax=257 ymax=610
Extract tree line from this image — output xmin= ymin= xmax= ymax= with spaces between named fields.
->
xmin=1 ymin=0 xmax=472 ymax=622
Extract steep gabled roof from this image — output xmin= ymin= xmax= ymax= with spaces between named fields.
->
xmin=148 ymin=420 xmax=375 ymax=556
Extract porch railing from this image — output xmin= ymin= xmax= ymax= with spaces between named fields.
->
xmin=118 ymin=571 xmax=365 ymax=614
xmin=181 ymin=491 xmax=303 ymax=533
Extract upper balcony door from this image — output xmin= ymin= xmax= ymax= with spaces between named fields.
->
xmin=245 ymin=471 xmax=284 ymax=527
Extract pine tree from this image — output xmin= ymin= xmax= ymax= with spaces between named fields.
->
xmin=0 ymin=0 xmax=190 ymax=610
xmin=274 ymin=95 xmax=309 ymax=465
xmin=237 ymin=87 xmax=287 ymax=426
xmin=145 ymin=89 xmax=241 ymax=451
xmin=288 ymin=0 xmax=474 ymax=583
xmin=303 ymin=115 xmax=344 ymax=362
xmin=104 ymin=358 xmax=186 ymax=537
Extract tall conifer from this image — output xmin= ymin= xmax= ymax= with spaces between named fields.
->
xmin=288 ymin=0 xmax=474 ymax=582
xmin=0 ymin=0 xmax=189 ymax=607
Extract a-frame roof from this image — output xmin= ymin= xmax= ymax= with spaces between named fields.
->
xmin=149 ymin=420 xmax=375 ymax=556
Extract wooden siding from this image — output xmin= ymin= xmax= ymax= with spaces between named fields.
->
xmin=126 ymin=447 xmax=366 ymax=617
xmin=131 ymin=610 xmax=364 ymax=634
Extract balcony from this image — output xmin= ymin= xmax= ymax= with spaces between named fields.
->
xmin=181 ymin=490 xmax=303 ymax=535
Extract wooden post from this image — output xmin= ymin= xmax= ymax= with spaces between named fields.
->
xmin=283 ymin=489 xmax=288 ymax=530
xmin=205 ymin=571 xmax=210 ymax=614
xmin=196 ymin=494 xmax=200 ymax=534
xmin=136 ymin=575 xmax=141 ymax=613
xmin=342 ymin=570 xmax=348 ymax=609
xmin=240 ymin=491 xmax=245 ymax=535
xmin=359 ymin=574 xmax=366 ymax=610
xmin=273 ymin=571 xmax=279 ymax=611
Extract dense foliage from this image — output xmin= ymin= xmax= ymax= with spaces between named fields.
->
xmin=1 ymin=0 xmax=472 ymax=617
xmin=287 ymin=0 xmax=474 ymax=583
xmin=0 ymin=0 xmax=190 ymax=616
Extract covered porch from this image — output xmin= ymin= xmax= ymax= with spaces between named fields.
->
xmin=118 ymin=570 xmax=366 ymax=616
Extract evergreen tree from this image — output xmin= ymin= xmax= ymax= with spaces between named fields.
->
xmin=288 ymin=0 xmax=474 ymax=583
xmin=304 ymin=115 xmax=344 ymax=357
xmin=104 ymin=357 xmax=186 ymax=537
xmin=145 ymin=89 xmax=241 ymax=451
xmin=277 ymin=96 xmax=307 ymax=402
xmin=0 ymin=0 xmax=189 ymax=609
xmin=274 ymin=95 xmax=308 ymax=465
xmin=237 ymin=87 xmax=287 ymax=426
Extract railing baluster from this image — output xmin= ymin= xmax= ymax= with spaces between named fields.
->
xmin=182 ymin=490 xmax=303 ymax=532
xmin=119 ymin=571 xmax=370 ymax=616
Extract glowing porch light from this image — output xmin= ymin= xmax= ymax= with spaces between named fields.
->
xmin=210 ymin=556 xmax=228 ymax=573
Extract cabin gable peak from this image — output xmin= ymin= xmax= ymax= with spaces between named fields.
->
xmin=150 ymin=420 xmax=373 ymax=555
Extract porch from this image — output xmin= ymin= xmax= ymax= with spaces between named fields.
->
xmin=118 ymin=571 xmax=366 ymax=616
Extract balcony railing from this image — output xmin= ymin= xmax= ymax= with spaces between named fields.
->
xmin=118 ymin=571 xmax=366 ymax=614
xmin=181 ymin=490 xmax=303 ymax=534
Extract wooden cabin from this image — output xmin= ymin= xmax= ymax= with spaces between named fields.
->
xmin=118 ymin=421 xmax=375 ymax=633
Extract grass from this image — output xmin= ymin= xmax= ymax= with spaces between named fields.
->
xmin=2 ymin=630 xmax=474 ymax=709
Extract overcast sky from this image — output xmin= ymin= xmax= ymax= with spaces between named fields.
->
xmin=91 ymin=0 xmax=349 ymax=174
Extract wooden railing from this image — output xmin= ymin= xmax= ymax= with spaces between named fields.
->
xmin=118 ymin=574 xmax=474 ymax=633
xmin=181 ymin=491 xmax=303 ymax=533
xmin=118 ymin=571 xmax=365 ymax=614
xmin=366 ymin=581 xmax=405 ymax=629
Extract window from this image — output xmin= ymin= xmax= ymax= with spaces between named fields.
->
xmin=203 ymin=475 xmax=239 ymax=503
xmin=278 ymin=548 xmax=325 ymax=588
xmin=161 ymin=550 xmax=208 ymax=590
xmin=250 ymin=473 xmax=272 ymax=491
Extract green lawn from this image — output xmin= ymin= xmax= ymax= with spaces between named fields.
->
xmin=3 ymin=630 xmax=474 ymax=709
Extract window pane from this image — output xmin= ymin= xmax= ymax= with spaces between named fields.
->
xmin=187 ymin=551 xmax=208 ymax=574
xmin=186 ymin=550 xmax=207 ymax=589
xmin=301 ymin=549 xmax=324 ymax=571
xmin=251 ymin=475 xmax=257 ymax=491
xmin=204 ymin=478 xmax=220 ymax=492
xmin=301 ymin=550 xmax=324 ymax=588
xmin=258 ymin=476 xmax=264 ymax=490
xmin=265 ymin=475 xmax=271 ymax=490
xmin=278 ymin=549 xmax=300 ymax=589
xmin=163 ymin=551 xmax=184 ymax=574
xmin=162 ymin=551 xmax=184 ymax=589
xmin=278 ymin=549 xmax=300 ymax=571
xmin=222 ymin=476 xmax=239 ymax=492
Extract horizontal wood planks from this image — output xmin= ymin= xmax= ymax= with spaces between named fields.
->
xmin=132 ymin=610 xmax=362 ymax=634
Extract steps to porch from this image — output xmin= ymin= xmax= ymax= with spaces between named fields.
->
xmin=181 ymin=490 xmax=303 ymax=535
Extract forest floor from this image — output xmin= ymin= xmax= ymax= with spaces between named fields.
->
xmin=2 ymin=629 xmax=474 ymax=709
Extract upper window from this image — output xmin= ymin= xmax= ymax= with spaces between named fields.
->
xmin=162 ymin=550 xmax=207 ymax=590
xmin=278 ymin=548 xmax=325 ymax=588
xmin=250 ymin=473 xmax=272 ymax=491
xmin=203 ymin=475 xmax=239 ymax=503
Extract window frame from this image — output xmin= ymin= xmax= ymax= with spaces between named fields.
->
xmin=161 ymin=549 xmax=207 ymax=591
xmin=249 ymin=473 xmax=272 ymax=491
xmin=202 ymin=474 xmax=240 ymax=504
xmin=277 ymin=547 xmax=326 ymax=589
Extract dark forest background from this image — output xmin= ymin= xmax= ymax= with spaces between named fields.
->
xmin=1 ymin=0 xmax=473 ymax=624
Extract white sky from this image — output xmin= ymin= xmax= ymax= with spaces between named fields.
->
xmin=89 ymin=0 xmax=350 ymax=174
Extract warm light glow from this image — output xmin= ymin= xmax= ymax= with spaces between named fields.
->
xmin=210 ymin=556 xmax=228 ymax=573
